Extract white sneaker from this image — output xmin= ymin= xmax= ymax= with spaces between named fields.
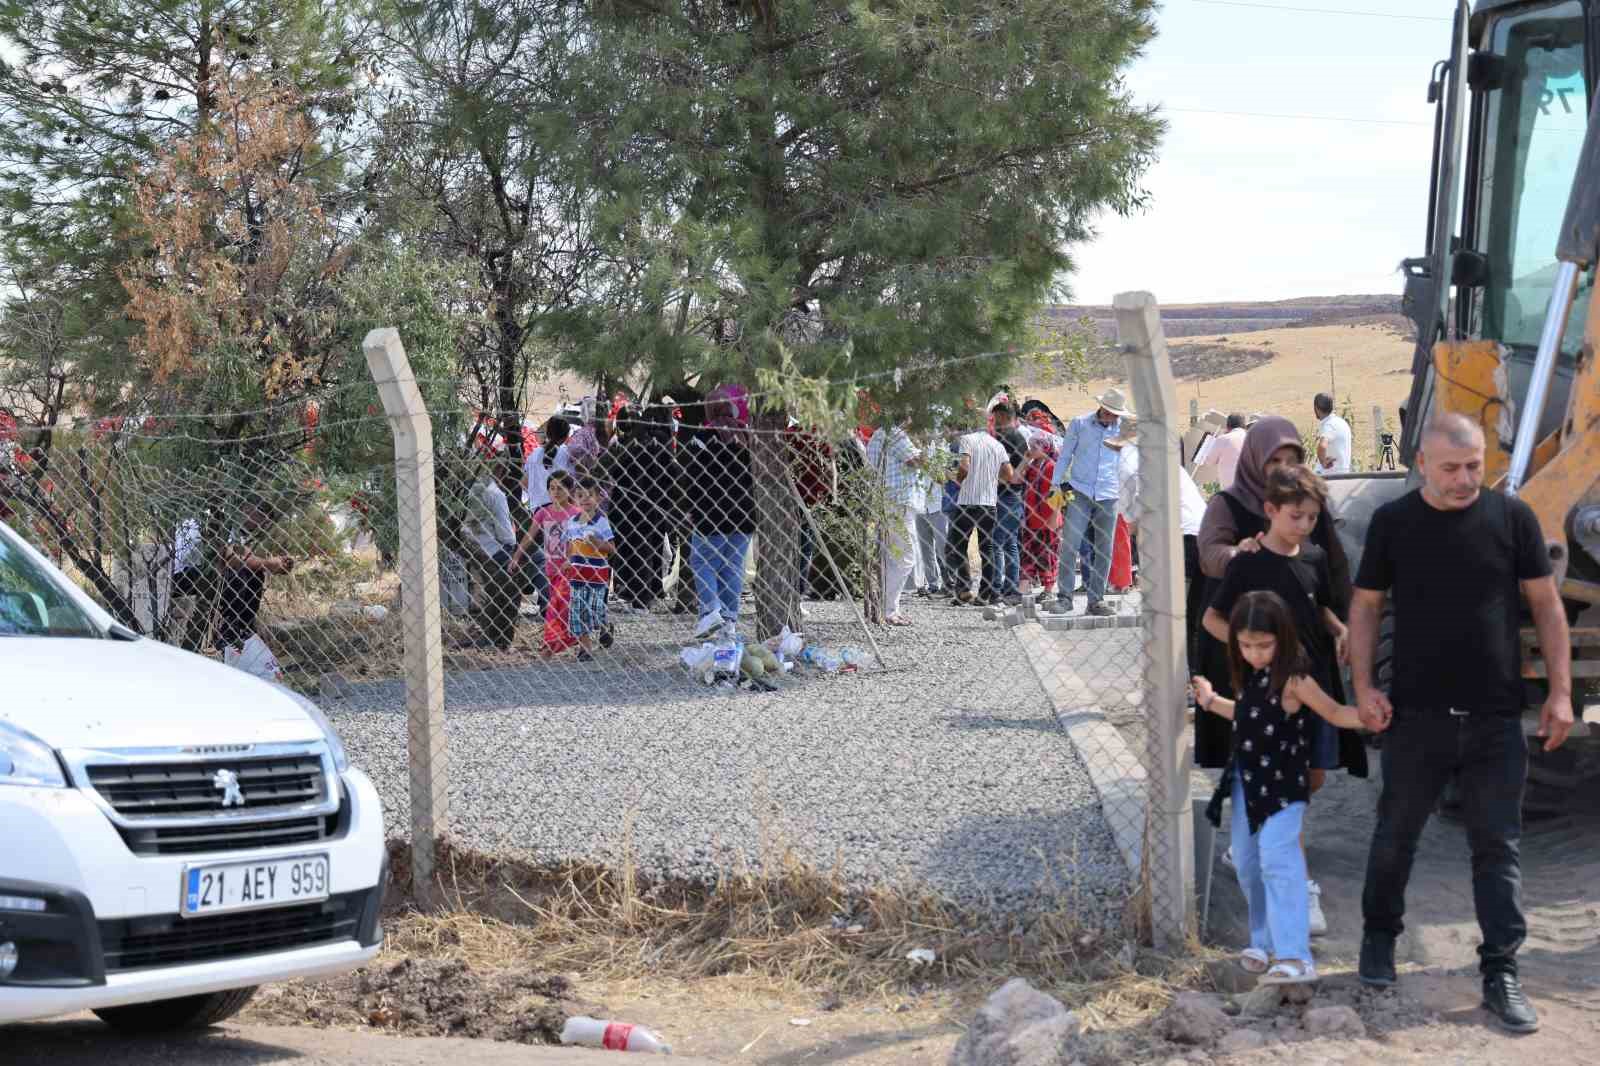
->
xmin=1307 ymin=880 xmax=1327 ymax=938
xmin=693 ymin=611 xmax=722 ymax=639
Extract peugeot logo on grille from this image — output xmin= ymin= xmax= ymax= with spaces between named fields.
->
xmin=211 ymin=769 xmax=245 ymax=808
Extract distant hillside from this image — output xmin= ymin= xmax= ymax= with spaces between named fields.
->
xmin=1044 ymin=295 xmax=1409 ymax=341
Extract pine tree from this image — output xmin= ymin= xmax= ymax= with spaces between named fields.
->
xmin=0 ymin=1 xmax=368 ymax=423
xmin=567 ymin=0 xmax=1162 ymax=634
xmin=370 ymin=0 xmax=603 ymax=502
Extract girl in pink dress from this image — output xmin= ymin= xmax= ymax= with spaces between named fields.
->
xmin=512 ymin=471 xmax=580 ymax=656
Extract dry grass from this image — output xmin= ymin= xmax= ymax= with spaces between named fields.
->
xmin=374 ymin=838 xmax=1224 ymax=1038
xmin=388 ymin=839 xmax=1122 ymax=994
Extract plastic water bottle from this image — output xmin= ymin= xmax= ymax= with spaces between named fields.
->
xmin=712 ymin=639 xmax=743 ymax=679
xmin=559 ymin=1015 xmax=673 ymax=1054
xmin=839 ymin=647 xmax=867 ymax=669
xmin=801 ymin=647 xmax=843 ymax=673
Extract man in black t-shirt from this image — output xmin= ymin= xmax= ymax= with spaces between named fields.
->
xmin=1348 ymin=413 xmax=1572 ymax=1033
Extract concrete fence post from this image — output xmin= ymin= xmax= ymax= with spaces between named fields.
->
xmin=1189 ymin=397 xmax=1199 ymax=428
xmin=1115 ymin=292 xmax=1194 ymax=949
xmin=1372 ymin=405 xmax=1385 ymax=468
xmin=363 ymin=328 xmax=449 ymax=908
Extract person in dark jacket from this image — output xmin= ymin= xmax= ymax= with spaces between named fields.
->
xmin=678 ymin=393 xmax=756 ymax=640
xmin=605 ymin=404 xmax=675 ymax=612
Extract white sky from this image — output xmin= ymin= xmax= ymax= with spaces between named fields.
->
xmin=1069 ymin=0 xmax=1459 ymax=304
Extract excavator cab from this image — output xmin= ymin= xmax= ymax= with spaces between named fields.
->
xmin=1333 ymin=0 xmax=1600 ymax=812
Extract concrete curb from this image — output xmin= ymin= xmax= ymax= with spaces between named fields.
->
xmin=1013 ymin=624 xmax=1149 ymax=881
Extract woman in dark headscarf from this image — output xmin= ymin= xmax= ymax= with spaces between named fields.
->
xmin=1193 ymin=415 xmax=1363 ymax=777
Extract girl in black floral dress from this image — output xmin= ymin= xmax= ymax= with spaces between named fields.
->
xmin=1192 ymin=591 xmax=1372 ymax=985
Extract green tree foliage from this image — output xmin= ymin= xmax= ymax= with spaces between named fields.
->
xmin=564 ymin=0 xmax=1160 ymax=633
xmin=565 ymin=0 xmax=1162 ymax=421
xmin=0 ymin=1 xmax=371 ymax=425
xmin=368 ymin=0 xmax=604 ymax=484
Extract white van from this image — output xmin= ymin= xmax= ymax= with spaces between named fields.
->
xmin=0 ymin=518 xmax=386 ymax=1031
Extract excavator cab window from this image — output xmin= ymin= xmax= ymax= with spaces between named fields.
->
xmin=1474 ymin=2 xmax=1592 ymax=361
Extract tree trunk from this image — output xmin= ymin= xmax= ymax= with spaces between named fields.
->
xmin=750 ymin=412 xmax=799 ymax=641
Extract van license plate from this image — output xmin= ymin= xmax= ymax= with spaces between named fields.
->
xmin=181 ymin=854 xmax=330 ymax=917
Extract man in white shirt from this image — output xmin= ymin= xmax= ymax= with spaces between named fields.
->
xmin=468 ymin=474 xmax=520 ymax=648
xmin=912 ymin=436 xmax=948 ymax=597
xmin=468 ymin=475 xmax=517 ymax=564
xmin=944 ymin=426 xmax=1011 ymax=606
xmin=1193 ymin=413 xmax=1247 ymax=489
xmin=1313 ymin=393 xmax=1353 ymax=475
xmin=865 ymin=422 xmax=923 ymax=625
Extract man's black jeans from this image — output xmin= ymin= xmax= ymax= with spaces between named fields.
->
xmin=1362 ymin=710 xmax=1528 ymax=975
xmin=944 ymin=504 xmax=997 ymax=601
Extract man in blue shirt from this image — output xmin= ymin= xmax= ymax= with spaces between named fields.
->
xmin=1043 ymin=387 xmax=1130 ymax=617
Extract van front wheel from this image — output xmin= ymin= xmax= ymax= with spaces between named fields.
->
xmin=92 ymin=986 xmax=258 ymax=1033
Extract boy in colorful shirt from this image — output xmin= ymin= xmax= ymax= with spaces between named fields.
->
xmin=565 ymin=478 xmax=616 ymax=661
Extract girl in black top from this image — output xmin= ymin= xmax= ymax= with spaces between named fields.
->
xmin=1193 ymin=591 xmax=1367 ymax=985
xmin=1204 ymin=467 xmax=1356 ymax=782
xmin=1193 ymin=417 xmax=1362 ymax=779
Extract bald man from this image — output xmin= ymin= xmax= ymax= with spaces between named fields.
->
xmin=1348 ymin=412 xmax=1572 ymax=1032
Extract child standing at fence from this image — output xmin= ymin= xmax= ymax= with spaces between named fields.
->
xmin=565 ymin=478 xmax=616 ymax=662
xmin=1192 ymin=590 xmax=1371 ymax=985
xmin=512 ymin=471 xmax=579 ymax=657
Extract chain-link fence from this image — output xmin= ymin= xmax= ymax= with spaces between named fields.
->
xmin=0 ymin=298 xmax=1197 ymax=946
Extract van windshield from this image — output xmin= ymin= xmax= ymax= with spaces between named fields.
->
xmin=0 ymin=525 xmax=104 ymax=638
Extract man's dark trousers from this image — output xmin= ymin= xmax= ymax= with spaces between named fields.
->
xmin=1362 ymin=710 xmax=1528 ymax=975
xmin=944 ymin=504 xmax=997 ymax=601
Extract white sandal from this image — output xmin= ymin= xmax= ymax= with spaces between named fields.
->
xmin=1261 ymin=958 xmax=1317 ymax=985
xmin=1239 ymin=948 xmax=1269 ymax=975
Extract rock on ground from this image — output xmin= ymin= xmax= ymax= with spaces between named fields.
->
xmin=1302 ymin=1004 xmax=1365 ymax=1039
xmin=1156 ymin=992 xmax=1232 ymax=1046
xmin=1216 ymin=1028 xmax=1267 ymax=1055
xmin=948 ymin=979 xmax=1081 ymax=1066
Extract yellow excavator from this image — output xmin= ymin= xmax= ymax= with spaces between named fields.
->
xmin=1327 ymin=0 xmax=1600 ymax=814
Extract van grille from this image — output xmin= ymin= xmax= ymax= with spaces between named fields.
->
xmin=86 ymin=755 xmax=326 ymax=817
xmin=118 ymin=813 xmax=340 ymax=856
xmin=99 ymin=893 xmax=364 ymax=972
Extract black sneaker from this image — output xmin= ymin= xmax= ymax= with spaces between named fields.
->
xmin=1482 ymin=971 xmax=1539 ymax=1033
xmin=577 ymin=650 xmax=594 ymax=663
xmin=1358 ymin=932 xmax=1397 ymax=988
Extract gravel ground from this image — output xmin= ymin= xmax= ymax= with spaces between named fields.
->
xmin=326 ymin=593 xmax=1137 ymax=926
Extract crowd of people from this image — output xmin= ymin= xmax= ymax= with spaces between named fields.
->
xmin=460 ymin=383 xmax=1214 ymax=652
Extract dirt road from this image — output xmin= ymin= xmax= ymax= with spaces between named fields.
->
xmin=1205 ymin=765 xmax=1600 ymax=1061
xmin=3 ymin=1018 xmax=721 ymax=1066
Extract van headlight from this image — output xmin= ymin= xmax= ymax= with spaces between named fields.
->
xmin=0 ymin=721 xmax=68 ymax=789
xmin=275 ymin=688 xmax=351 ymax=773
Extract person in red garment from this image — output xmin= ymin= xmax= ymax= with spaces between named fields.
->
xmin=511 ymin=471 xmax=580 ymax=657
xmin=1020 ymin=408 xmax=1062 ymax=598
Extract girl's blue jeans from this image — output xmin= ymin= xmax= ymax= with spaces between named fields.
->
xmin=1231 ymin=771 xmax=1311 ymax=964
